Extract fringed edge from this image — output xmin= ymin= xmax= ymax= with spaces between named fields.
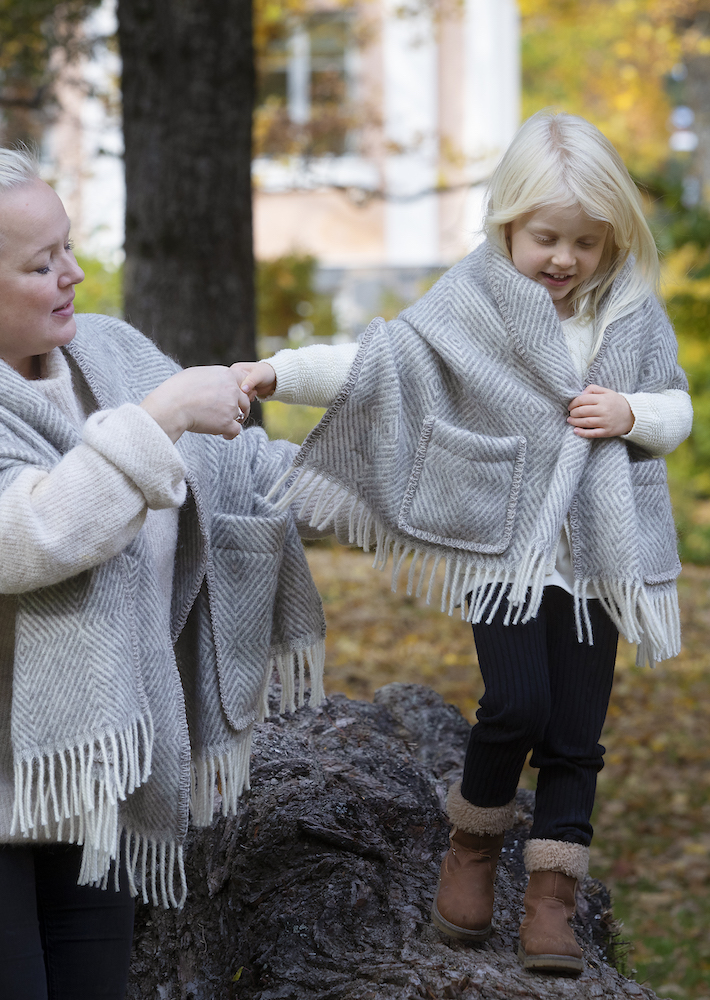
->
xmin=189 ymin=725 xmax=255 ymax=827
xmin=123 ymin=829 xmax=187 ymax=909
xmin=590 ymin=578 xmax=681 ymax=666
xmin=273 ymin=639 xmax=326 ymax=715
xmin=273 ymin=471 xmax=682 ymax=665
xmin=10 ymin=714 xmax=154 ymax=888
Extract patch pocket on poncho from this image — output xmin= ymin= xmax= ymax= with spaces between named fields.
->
xmin=630 ymin=458 xmax=681 ymax=584
xmin=209 ymin=511 xmax=289 ymax=728
xmin=399 ymin=417 xmax=526 ymax=554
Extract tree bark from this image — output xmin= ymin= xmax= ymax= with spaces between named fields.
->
xmin=117 ymin=0 xmax=255 ymax=368
xmin=126 ymin=683 xmax=660 ymax=1000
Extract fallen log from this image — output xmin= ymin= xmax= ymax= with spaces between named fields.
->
xmin=126 ymin=683 xmax=663 ymax=1000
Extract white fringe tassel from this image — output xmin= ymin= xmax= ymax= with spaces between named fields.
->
xmin=11 ymin=714 xmax=154 ymax=891
xmin=123 ymin=829 xmax=187 ymax=909
xmin=273 ymin=472 xmax=681 ymax=667
xmin=274 ymin=640 xmax=326 ymax=715
xmin=190 ymin=726 xmax=255 ymax=828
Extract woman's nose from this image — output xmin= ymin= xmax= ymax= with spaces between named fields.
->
xmin=60 ymin=261 xmax=85 ymax=286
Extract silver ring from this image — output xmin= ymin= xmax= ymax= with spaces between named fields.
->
xmin=236 ymin=409 xmax=245 ymax=423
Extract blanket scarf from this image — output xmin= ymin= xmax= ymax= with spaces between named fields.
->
xmin=271 ymin=243 xmax=688 ymax=668
xmin=0 ymin=314 xmax=325 ymax=906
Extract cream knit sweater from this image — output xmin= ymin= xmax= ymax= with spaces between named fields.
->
xmin=265 ymin=315 xmax=693 ymax=594
xmin=0 ymin=347 xmax=186 ymax=842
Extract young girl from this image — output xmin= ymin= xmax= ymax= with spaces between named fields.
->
xmin=238 ymin=110 xmax=692 ymax=974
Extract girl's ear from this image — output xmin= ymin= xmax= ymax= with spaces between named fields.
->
xmin=504 ymin=222 xmax=512 ymax=255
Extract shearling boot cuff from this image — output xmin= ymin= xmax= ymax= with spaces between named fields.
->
xmin=523 ymin=839 xmax=589 ymax=881
xmin=446 ymin=782 xmax=516 ymax=836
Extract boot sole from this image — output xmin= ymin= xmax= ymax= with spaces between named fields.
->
xmin=517 ymin=944 xmax=583 ymax=975
xmin=430 ymin=901 xmax=491 ymax=942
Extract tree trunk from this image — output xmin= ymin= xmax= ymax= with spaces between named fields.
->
xmin=126 ymin=683 xmax=659 ymax=1000
xmin=117 ymin=0 xmax=255 ymax=369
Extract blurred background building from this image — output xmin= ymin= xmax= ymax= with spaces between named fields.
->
xmin=40 ymin=0 xmax=519 ymax=342
xmin=252 ymin=0 xmax=519 ymax=338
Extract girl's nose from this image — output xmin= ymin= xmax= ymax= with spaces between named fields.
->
xmin=551 ymin=244 xmax=575 ymax=268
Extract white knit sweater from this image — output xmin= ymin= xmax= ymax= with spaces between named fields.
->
xmin=0 ymin=348 xmax=186 ymax=842
xmin=265 ymin=315 xmax=693 ymax=594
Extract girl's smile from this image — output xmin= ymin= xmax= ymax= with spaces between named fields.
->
xmin=507 ymin=206 xmax=609 ymax=319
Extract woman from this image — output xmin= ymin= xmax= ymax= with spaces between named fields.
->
xmin=0 ymin=148 xmax=326 ymax=1000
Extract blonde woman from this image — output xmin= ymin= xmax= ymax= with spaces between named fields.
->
xmin=0 ymin=149 xmax=325 ymax=999
xmin=237 ymin=111 xmax=692 ymax=974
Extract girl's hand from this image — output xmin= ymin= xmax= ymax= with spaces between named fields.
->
xmin=140 ymin=366 xmax=251 ymax=443
xmin=234 ymin=361 xmax=277 ymax=400
xmin=567 ymin=384 xmax=634 ymax=438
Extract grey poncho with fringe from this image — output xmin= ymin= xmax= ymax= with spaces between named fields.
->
xmin=271 ymin=243 xmax=687 ymax=667
xmin=0 ymin=315 xmax=325 ymax=907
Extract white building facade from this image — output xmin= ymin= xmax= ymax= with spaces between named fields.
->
xmin=253 ymin=0 xmax=520 ymax=334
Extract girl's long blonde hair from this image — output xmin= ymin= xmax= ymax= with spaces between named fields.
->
xmin=484 ymin=110 xmax=660 ymax=339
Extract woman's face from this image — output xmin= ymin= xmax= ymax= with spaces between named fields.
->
xmin=0 ymin=179 xmax=84 ymax=378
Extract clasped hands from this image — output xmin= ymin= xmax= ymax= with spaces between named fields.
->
xmin=567 ymin=384 xmax=634 ymax=438
xmin=140 ymin=364 xmax=253 ymax=443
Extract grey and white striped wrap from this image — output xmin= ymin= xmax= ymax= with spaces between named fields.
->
xmin=271 ymin=242 xmax=687 ymax=667
xmin=0 ymin=315 xmax=325 ymax=906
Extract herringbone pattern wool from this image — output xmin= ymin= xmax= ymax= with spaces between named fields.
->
xmin=274 ymin=243 xmax=687 ymax=667
xmin=0 ymin=315 xmax=325 ymax=906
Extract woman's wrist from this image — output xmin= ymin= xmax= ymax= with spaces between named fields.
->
xmin=139 ymin=394 xmax=187 ymax=444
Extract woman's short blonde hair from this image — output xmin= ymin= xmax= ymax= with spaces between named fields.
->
xmin=0 ymin=145 xmax=40 ymax=193
xmin=484 ymin=109 xmax=660 ymax=335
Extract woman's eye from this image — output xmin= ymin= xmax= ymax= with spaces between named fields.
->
xmin=64 ymin=239 xmax=74 ymax=252
xmin=36 ymin=265 xmax=51 ymax=275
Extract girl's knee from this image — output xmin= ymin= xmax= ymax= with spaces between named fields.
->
xmin=475 ymin=698 xmax=549 ymax=745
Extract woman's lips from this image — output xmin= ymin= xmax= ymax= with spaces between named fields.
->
xmin=52 ymin=299 xmax=75 ymax=317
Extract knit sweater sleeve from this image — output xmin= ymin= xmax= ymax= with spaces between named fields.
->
xmin=267 ymin=342 xmax=358 ymax=407
xmin=620 ymin=388 xmax=693 ymax=456
xmin=0 ymin=403 xmax=186 ymax=594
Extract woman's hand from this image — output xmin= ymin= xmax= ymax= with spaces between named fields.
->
xmin=567 ymin=384 xmax=634 ymax=438
xmin=233 ymin=361 xmax=277 ymax=401
xmin=140 ymin=366 xmax=251 ymax=443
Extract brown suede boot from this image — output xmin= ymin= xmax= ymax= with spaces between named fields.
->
xmin=518 ymin=870 xmax=584 ymax=975
xmin=430 ymin=783 xmax=515 ymax=942
xmin=431 ymin=829 xmax=504 ymax=940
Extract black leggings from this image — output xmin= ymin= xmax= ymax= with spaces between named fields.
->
xmin=0 ymin=843 xmax=134 ymax=1000
xmin=462 ymin=586 xmax=618 ymax=845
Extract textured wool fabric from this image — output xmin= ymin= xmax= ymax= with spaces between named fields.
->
xmin=446 ymin=782 xmax=516 ymax=836
xmin=271 ymin=242 xmax=687 ymax=666
xmin=523 ymin=839 xmax=590 ymax=880
xmin=0 ymin=315 xmax=326 ymax=906
xmin=267 ymin=321 xmax=692 ymax=457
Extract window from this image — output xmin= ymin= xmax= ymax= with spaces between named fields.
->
xmin=255 ymin=12 xmax=354 ymax=158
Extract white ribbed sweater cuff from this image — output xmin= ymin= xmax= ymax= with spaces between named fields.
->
xmin=268 ymin=343 xmax=358 ymax=407
xmin=83 ymin=404 xmax=187 ymax=509
xmin=620 ymin=389 xmax=693 ymax=456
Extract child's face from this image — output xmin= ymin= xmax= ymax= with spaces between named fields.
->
xmin=507 ymin=205 xmax=609 ymax=319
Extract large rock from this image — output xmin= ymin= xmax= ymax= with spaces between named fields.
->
xmin=127 ymin=683 xmax=662 ymax=1000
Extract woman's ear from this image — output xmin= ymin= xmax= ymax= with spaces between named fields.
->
xmin=504 ymin=223 xmax=512 ymax=255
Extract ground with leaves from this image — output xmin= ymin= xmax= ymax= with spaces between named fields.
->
xmin=303 ymin=542 xmax=710 ymax=1000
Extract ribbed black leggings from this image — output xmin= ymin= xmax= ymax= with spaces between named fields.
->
xmin=0 ymin=843 xmax=134 ymax=1000
xmin=461 ymin=586 xmax=618 ymax=845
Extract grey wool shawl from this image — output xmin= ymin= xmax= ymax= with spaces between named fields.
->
xmin=0 ymin=314 xmax=325 ymax=906
xmin=272 ymin=243 xmax=687 ymax=667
